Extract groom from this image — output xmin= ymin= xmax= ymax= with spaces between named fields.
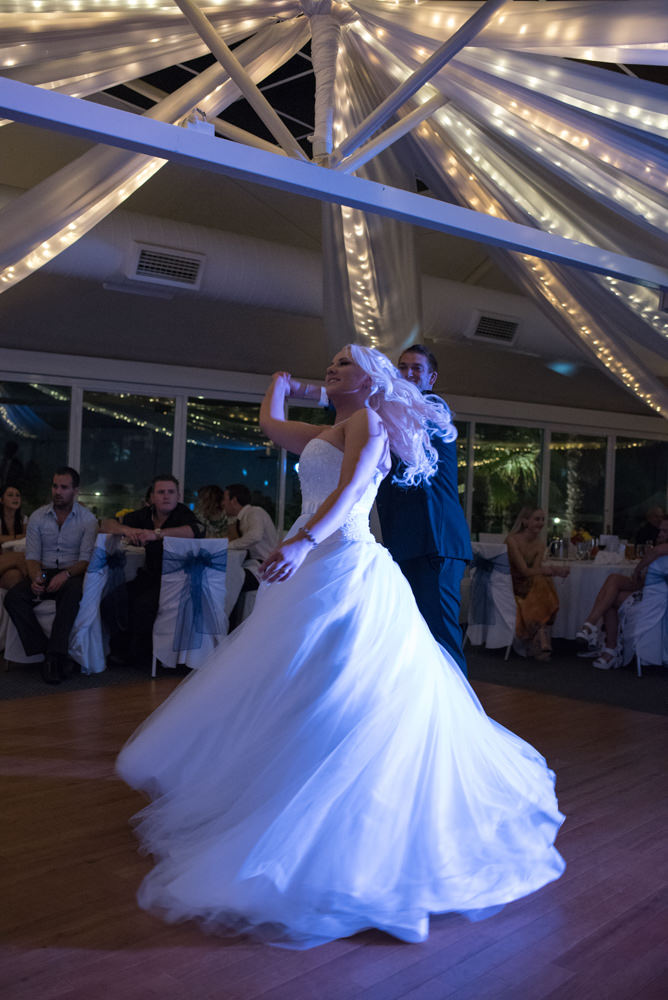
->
xmin=375 ymin=345 xmax=472 ymax=676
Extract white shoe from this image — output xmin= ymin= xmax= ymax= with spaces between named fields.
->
xmin=593 ymin=647 xmax=620 ymax=670
xmin=576 ymin=622 xmax=600 ymax=650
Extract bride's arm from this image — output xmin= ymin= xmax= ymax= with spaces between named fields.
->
xmin=261 ymin=408 xmax=387 ymax=583
xmin=259 ymin=372 xmax=324 ymax=455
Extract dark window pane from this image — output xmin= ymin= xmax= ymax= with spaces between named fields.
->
xmin=549 ymin=433 xmax=606 ymax=538
xmin=80 ymin=391 xmax=174 ymax=518
xmin=0 ymin=381 xmax=70 ymax=513
xmin=472 ymin=424 xmax=542 ymax=536
xmin=186 ymin=399 xmax=280 ymax=523
xmin=614 ymin=437 xmax=668 ymax=540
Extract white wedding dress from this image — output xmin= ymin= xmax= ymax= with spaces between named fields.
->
xmin=117 ymin=437 xmax=565 ymax=948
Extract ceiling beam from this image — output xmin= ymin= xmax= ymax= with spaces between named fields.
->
xmin=1 ymin=78 xmax=667 ymax=294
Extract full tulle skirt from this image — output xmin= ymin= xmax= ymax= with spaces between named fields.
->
xmin=117 ymin=529 xmax=565 ymax=948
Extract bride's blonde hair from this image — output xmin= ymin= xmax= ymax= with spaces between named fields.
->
xmin=347 ymin=343 xmax=457 ymax=486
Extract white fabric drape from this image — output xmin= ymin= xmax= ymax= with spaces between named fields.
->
xmin=0 ymin=18 xmax=310 ymax=290
xmin=336 ymin=7 xmax=668 ymax=412
xmin=0 ymin=0 xmax=667 ymax=412
xmin=302 ymin=0 xmax=356 ymax=160
xmin=321 ymin=25 xmax=422 ymax=359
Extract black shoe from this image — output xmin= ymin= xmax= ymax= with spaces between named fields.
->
xmin=59 ymin=656 xmax=78 ymax=679
xmin=41 ymin=654 xmax=61 ymax=685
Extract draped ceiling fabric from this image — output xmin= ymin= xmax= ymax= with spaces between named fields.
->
xmin=0 ymin=1 xmax=667 ymax=414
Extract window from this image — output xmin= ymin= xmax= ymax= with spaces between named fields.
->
xmin=80 ymin=391 xmax=174 ymax=519
xmin=0 ymin=381 xmax=70 ymax=514
xmin=186 ymin=399 xmax=280 ymax=522
xmin=454 ymin=420 xmax=469 ymax=513
xmin=472 ymin=423 xmax=542 ymax=536
xmin=549 ymin=432 xmax=606 ymax=538
xmin=614 ymin=437 xmax=668 ymax=540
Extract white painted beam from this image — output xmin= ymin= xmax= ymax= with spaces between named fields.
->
xmin=1 ymin=78 xmax=667 ymax=292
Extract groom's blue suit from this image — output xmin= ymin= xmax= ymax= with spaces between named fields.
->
xmin=376 ymin=412 xmax=472 ymax=676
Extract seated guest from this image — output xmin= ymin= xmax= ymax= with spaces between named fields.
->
xmin=506 ymin=507 xmax=569 ymax=661
xmin=635 ymin=505 xmax=664 ymax=547
xmin=4 ymin=467 xmax=97 ymax=683
xmin=577 ymin=516 xmax=668 ymax=668
xmin=223 ymin=483 xmax=278 ymax=629
xmin=0 ymin=483 xmax=28 ymax=589
xmin=101 ymin=474 xmax=203 ymax=667
xmin=194 ymin=484 xmax=228 ymax=538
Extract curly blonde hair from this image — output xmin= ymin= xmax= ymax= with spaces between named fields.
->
xmin=347 ymin=343 xmax=457 ymax=486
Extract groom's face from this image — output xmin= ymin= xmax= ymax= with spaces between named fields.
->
xmin=398 ymin=351 xmax=437 ymax=392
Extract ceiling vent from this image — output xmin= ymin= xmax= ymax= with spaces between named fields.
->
xmin=128 ymin=243 xmax=205 ymax=289
xmin=468 ymin=312 xmax=519 ymax=345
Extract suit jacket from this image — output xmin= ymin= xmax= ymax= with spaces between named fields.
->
xmin=376 ymin=431 xmax=472 ymax=563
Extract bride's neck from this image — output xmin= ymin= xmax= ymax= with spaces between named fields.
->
xmin=332 ymin=397 xmax=371 ymax=424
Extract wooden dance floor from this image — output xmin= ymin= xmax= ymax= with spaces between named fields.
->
xmin=1 ymin=677 xmax=666 ymax=999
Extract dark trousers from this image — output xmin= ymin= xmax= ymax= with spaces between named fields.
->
xmin=4 ymin=573 xmax=84 ymax=658
xmin=398 ymin=555 xmax=468 ymax=677
xmin=104 ymin=569 xmax=160 ymax=664
xmin=228 ymin=569 xmax=259 ymax=632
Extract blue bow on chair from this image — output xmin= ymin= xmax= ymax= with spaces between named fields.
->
xmin=162 ymin=548 xmax=228 ymax=652
xmin=470 ymin=552 xmax=511 ymax=626
xmin=88 ymin=536 xmax=128 ymax=630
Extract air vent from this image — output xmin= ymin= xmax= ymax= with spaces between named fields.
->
xmin=129 ymin=243 xmax=205 ymax=289
xmin=472 ymin=314 xmax=518 ymax=344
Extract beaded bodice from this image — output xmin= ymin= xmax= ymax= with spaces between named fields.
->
xmin=299 ymin=437 xmax=383 ymax=542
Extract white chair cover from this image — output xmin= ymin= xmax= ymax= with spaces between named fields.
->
xmin=152 ymin=537 xmax=230 ymax=673
xmin=620 ymin=555 xmax=668 ymax=676
xmin=69 ymin=534 xmax=129 ymax=675
xmin=466 ymin=550 xmax=516 ymax=654
xmin=4 ymin=601 xmax=57 ymax=664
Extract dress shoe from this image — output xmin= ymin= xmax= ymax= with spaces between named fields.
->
xmin=41 ymin=654 xmax=62 ymax=685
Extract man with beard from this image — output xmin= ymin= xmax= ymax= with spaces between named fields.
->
xmin=4 ymin=466 xmax=98 ymax=683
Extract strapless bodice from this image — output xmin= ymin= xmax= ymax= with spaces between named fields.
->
xmin=298 ymin=437 xmax=383 ymax=542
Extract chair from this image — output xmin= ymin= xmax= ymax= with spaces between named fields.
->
xmin=3 ymin=599 xmax=58 ymax=665
xmin=151 ymin=537 xmax=229 ymax=676
xmin=619 ymin=555 xmax=668 ymax=677
xmin=69 ymin=534 xmax=128 ymax=675
xmin=465 ymin=550 xmax=515 ymax=659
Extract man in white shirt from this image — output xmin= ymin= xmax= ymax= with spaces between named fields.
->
xmin=223 ymin=483 xmax=278 ymax=628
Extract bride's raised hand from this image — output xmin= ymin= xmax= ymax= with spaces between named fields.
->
xmin=260 ymin=537 xmax=311 ymax=584
xmin=270 ymin=371 xmax=292 ymax=394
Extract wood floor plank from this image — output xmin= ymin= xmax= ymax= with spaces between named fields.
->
xmin=1 ymin=678 xmax=667 ymax=999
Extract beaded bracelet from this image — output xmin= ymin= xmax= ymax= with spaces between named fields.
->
xmin=301 ymin=527 xmax=318 ymax=547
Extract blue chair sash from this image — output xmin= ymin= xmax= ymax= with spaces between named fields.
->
xmin=162 ymin=547 xmax=228 ymax=652
xmin=470 ymin=551 xmax=511 ymax=626
xmin=88 ymin=536 xmax=128 ymax=631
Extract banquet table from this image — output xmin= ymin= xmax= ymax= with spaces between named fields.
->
xmin=549 ymin=559 xmax=636 ymax=639
xmin=470 ymin=542 xmax=637 ymax=640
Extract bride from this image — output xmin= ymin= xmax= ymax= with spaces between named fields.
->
xmin=117 ymin=344 xmax=565 ymax=949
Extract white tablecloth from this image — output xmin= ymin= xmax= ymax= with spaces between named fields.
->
xmin=550 ymin=560 xmax=636 ymax=639
xmin=470 ymin=543 xmax=637 ymax=641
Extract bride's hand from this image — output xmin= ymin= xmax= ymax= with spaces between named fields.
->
xmin=260 ymin=538 xmax=311 ymax=583
xmin=271 ymin=371 xmax=292 ymax=394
